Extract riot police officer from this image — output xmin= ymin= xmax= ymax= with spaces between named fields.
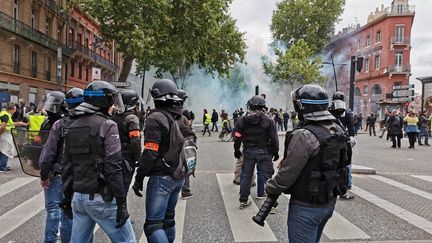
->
xmin=39 ymin=88 xmax=83 ymax=243
xmin=132 ymin=79 xmax=185 ymax=243
xmin=62 ymin=81 xmax=135 ymax=243
xmin=41 ymin=91 xmax=67 ymax=131
xmin=112 ymin=89 xmax=142 ymax=193
xmin=233 ymin=95 xmax=279 ymax=209
xmin=265 ymin=84 xmax=350 ymax=242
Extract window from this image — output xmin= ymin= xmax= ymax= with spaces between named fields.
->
xmin=45 ymin=57 xmax=51 ymax=80
xmin=395 ymin=25 xmax=404 ymax=42
xmin=395 ymin=51 xmax=403 ymax=67
xmin=13 ymin=45 xmax=20 ymax=74
xmin=85 ymin=65 xmax=89 ymax=81
xmin=69 ymin=60 xmax=75 ymax=77
xmin=347 ymin=44 xmax=352 ymax=54
xmin=364 ymin=85 xmax=369 ymax=95
xmin=78 ymin=62 xmax=82 ymax=79
xmin=31 ymin=9 xmax=36 ymax=29
xmin=84 ymin=37 xmax=89 ymax=48
xmin=376 ymin=31 xmax=381 ymax=43
xmin=69 ymin=27 xmax=75 ymax=48
xmin=366 ymin=36 xmax=370 ymax=47
xmin=355 ymin=88 xmax=361 ymax=96
xmin=13 ymin=0 xmax=19 ymax=20
xmin=372 ymin=85 xmax=382 ymax=95
xmin=364 ymin=58 xmax=369 ymax=72
xmin=45 ymin=17 xmax=51 ymax=36
xmin=375 ymin=55 xmax=381 ymax=70
xmin=77 ymin=33 xmax=82 ymax=44
xmin=397 ymin=4 xmax=403 ymax=14
xmin=31 ymin=51 xmax=37 ymax=78
xmin=356 ymin=39 xmax=360 ymax=51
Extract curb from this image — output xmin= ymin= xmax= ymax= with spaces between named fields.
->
xmin=352 ymin=165 xmax=376 ymax=174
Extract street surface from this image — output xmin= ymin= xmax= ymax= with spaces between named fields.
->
xmin=1 ymin=131 xmax=432 ymax=243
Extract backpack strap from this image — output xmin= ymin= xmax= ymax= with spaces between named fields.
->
xmin=302 ymin=123 xmax=331 ymax=148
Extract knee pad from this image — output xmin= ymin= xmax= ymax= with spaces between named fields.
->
xmin=144 ymin=220 xmax=164 ymax=237
xmin=163 ymin=214 xmax=175 ymax=229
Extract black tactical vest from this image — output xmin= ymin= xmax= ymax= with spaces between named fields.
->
xmin=288 ymin=123 xmax=350 ymax=205
xmin=67 ymin=113 xmax=107 ymax=194
xmin=242 ymin=115 xmax=270 ymax=148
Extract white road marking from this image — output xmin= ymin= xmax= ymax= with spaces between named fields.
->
xmin=370 ymin=175 xmax=432 ymax=201
xmin=351 ymin=185 xmax=432 ymax=235
xmin=0 ymin=192 xmax=45 ymax=239
xmin=216 ymin=173 xmax=277 ymax=242
xmin=411 ymin=175 xmax=432 ymax=183
xmin=0 ymin=177 xmax=38 ymax=198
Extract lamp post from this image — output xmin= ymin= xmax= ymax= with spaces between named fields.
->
xmin=323 ymin=55 xmax=347 ymax=92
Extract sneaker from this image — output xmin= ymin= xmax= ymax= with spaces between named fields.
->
xmin=339 ymin=193 xmax=355 ymax=200
xmin=181 ymin=192 xmax=194 ymax=200
xmin=425 ymin=144 xmax=431 ymax=146
xmin=239 ymin=200 xmax=252 ymax=210
xmin=256 ymin=193 xmax=267 ymax=200
xmin=269 ymin=205 xmax=278 ymax=214
xmin=419 ymin=143 xmax=424 ymax=146
xmin=0 ymin=168 xmax=12 ymax=173
xmin=233 ymin=180 xmax=240 ymax=185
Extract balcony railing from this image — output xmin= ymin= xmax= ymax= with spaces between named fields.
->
xmin=36 ymin=0 xmax=70 ymax=19
xmin=13 ymin=62 xmax=20 ymax=74
xmin=74 ymin=41 xmax=93 ymax=58
xmin=388 ymin=64 xmax=411 ymax=74
xmin=385 ymin=5 xmax=415 ymax=15
xmin=93 ymin=52 xmax=119 ymax=73
xmin=391 ymin=37 xmax=410 ymax=45
xmin=31 ymin=66 xmax=37 ymax=78
xmin=45 ymin=71 xmax=51 ymax=81
xmin=0 ymin=11 xmax=73 ymax=57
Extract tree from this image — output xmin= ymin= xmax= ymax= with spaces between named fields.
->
xmin=73 ymin=0 xmax=171 ymax=82
xmin=262 ymin=39 xmax=324 ymax=89
xmin=271 ymin=0 xmax=345 ymax=52
xmin=137 ymin=0 xmax=247 ymax=88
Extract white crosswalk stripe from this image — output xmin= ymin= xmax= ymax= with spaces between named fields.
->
xmin=411 ymin=175 xmax=432 ymax=183
xmin=0 ymin=177 xmax=38 ymax=198
xmin=370 ymin=175 xmax=432 ymax=201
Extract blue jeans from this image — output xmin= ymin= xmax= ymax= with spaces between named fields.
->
xmin=288 ymin=204 xmax=334 ymax=243
xmin=71 ymin=193 xmax=135 ymax=243
xmin=0 ymin=152 xmax=9 ymax=171
xmin=240 ymin=148 xmax=273 ymax=201
xmin=43 ymin=176 xmax=72 ymax=243
xmin=144 ymin=175 xmax=184 ymax=243
xmin=418 ymin=127 xmax=429 ymax=145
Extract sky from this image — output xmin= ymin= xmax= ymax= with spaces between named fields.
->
xmin=229 ymin=0 xmax=432 ymax=92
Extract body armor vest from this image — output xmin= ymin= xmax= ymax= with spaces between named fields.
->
xmin=288 ymin=123 xmax=349 ymax=205
xmin=242 ymin=115 xmax=270 ymax=148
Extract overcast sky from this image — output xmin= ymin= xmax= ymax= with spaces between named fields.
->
xmin=230 ymin=0 xmax=432 ymax=90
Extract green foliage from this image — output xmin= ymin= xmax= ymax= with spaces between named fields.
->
xmin=271 ymin=0 xmax=345 ymax=52
xmin=262 ymin=40 xmax=324 ymax=88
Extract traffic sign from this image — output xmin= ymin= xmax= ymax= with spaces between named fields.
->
xmin=391 ymin=90 xmax=414 ymax=97
xmin=392 ymin=84 xmax=414 ymax=90
xmin=109 ymin=82 xmax=131 ymax=88
xmin=392 ymin=97 xmax=414 ymax=102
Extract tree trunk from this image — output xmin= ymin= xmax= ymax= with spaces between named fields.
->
xmin=118 ymin=56 xmax=134 ymax=82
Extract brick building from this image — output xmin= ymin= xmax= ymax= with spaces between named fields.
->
xmin=0 ymin=0 xmax=122 ymax=106
xmin=325 ymin=0 xmax=415 ymax=119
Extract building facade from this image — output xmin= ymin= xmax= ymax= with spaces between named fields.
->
xmin=0 ymin=0 xmax=121 ymax=106
xmin=325 ymin=0 xmax=415 ymax=119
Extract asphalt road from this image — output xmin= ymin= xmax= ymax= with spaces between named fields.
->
xmin=1 ymin=131 xmax=432 ymax=243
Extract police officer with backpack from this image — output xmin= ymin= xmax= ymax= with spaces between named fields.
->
xmin=264 ymin=84 xmax=350 ymax=242
xmin=38 ymin=88 xmax=83 ymax=243
xmin=62 ymin=81 xmax=135 ymax=243
xmin=112 ymin=89 xmax=142 ymax=193
xmin=132 ymin=79 xmax=186 ymax=243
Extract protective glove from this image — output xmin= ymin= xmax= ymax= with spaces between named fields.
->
xmin=234 ymin=150 xmax=242 ymax=159
xmin=272 ymin=154 xmax=279 ymax=162
xmin=116 ymin=199 xmax=130 ymax=228
xmin=132 ymin=180 xmax=143 ymax=197
xmin=59 ymin=200 xmax=73 ymax=219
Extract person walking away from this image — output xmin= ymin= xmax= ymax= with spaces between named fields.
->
xmin=211 ymin=109 xmax=219 ymax=132
xmin=266 ymin=84 xmax=350 ymax=243
xmin=112 ymin=89 xmax=142 ymax=193
xmin=379 ymin=110 xmax=390 ymax=139
xmin=0 ymin=103 xmax=27 ymax=173
xmin=404 ymin=111 xmax=419 ymax=149
xmin=233 ymin=96 xmax=279 ymax=209
xmin=367 ymin=113 xmax=377 ymax=136
xmin=358 ymin=113 xmax=364 ymax=130
xmin=418 ymin=112 xmax=430 ymax=146
xmin=203 ymin=109 xmax=211 ymax=136
xmin=283 ymin=110 xmax=290 ymax=131
xmin=39 ymin=89 xmax=83 ymax=243
xmin=132 ymin=79 xmax=186 ymax=243
xmin=387 ymin=110 xmax=403 ymax=148
xmin=62 ymin=81 xmax=135 ymax=242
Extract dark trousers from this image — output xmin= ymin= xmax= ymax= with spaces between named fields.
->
xmin=369 ymin=124 xmax=376 ymax=136
xmin=283 ymin=120 xmax=288 ymax=131
xmin=407 ymin=132 xmax=417 ymax=147
xmin=211 ymin=122 xmax=218 ymax=131
xmin=203 ymin=124 xmax=211 ymax=136
xmin=390 ymin=135 xmax=402 ymax=148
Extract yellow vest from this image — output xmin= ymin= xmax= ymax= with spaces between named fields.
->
xmin=29 ymin=114 xmax=45 ymax=131
xmin=204 ymin=113 xmax=211 ymax=125
xmin=0 ymin=110 xmax=15 ymax=132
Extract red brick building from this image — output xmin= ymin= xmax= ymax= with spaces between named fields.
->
xmin=325 ymin=0 xmax=415 ymax=119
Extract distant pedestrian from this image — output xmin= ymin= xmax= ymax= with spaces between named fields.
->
xmin=367 ymin=113 xmax=377 ymax=136
xmin=211 ymin=109 xmax=219 ymax=132
xmin=203 ymin=109 xmax=211 ymax=136
xmin=379 ymin=110 xmax=390 ymax=139
xmin=418 ymin=112 xmax=430 ymax=146
xmin=387 ymin=110 xmax=403 ymax=148
xmin=358 ymin=113 xmax=364 ymax=130
xmin=283 ymin=110 xmax=290 ymax=131
xmin=404 ymin=111 xmax=419 ymax=148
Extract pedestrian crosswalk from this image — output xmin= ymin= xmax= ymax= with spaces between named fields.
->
xmin=1 ymin=173 xmax=432 ymax=242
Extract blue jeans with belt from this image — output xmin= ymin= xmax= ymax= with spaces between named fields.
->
xmin=144 ymin=175 xmax=184 ymax=243
xmin=71 ymin=193 xmax=135 ymax=243
xmin=43 ymin=175 xmax=72 ymax=243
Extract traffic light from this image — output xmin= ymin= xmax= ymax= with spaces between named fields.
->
xmin=356 ymin=57 xmax=364 ymax=72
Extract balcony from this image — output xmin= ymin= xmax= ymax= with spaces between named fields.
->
xmin=93 ymin=52 xmax=119 ymax=73
xmin=73 ymin=41 xmax=93 ymax=60
xmin=36 ymin=0 xmax=70 ymax=20
xmin=388 ymin=64 xmax=411 ymax=76
xmin=385 ymin=5 xmax=415 ymax=15
xmin=13 ymin=62 xmax=20 ymax=74
xmin=31 ymin=66 xmax=37 ymax=78
xmin=391 ymin=37 xmax=410 ymax=49
xmin=0 ymin=11 xmax=73 ymax=57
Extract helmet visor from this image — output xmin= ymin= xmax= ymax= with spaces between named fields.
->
xmin=42 ymin=95 xmax=63 ymax=114
xmin=333 ymin=100 xmax=347 ymax=111
xmin=112 ymin=91 xmax=125 ymax=114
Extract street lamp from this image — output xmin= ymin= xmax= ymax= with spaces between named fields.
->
xmin=322 ymin=55 xmax=347 ymax=91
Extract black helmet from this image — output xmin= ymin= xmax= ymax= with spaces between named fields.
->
xmin=121 ymin=89 xmax=140 ymax=111
xmin=83 ymin=80 xmax=124 ymax=113
xmin=150 ymin=79 xmax=181 ymax=101
xmin=65 ymin=88 xmax=84 ymax=109
xmin=42 ymin=91 xmax=65 ymax=114
xmin=330 ymin=91 xmax=347 ymax=114
xmin=177 ymin=89 xmax=188 ymax=101
xmin=291 ymin=84 xmax=330 ymax=120
xmin=247 ymin=95 xmax=267 ymax=111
